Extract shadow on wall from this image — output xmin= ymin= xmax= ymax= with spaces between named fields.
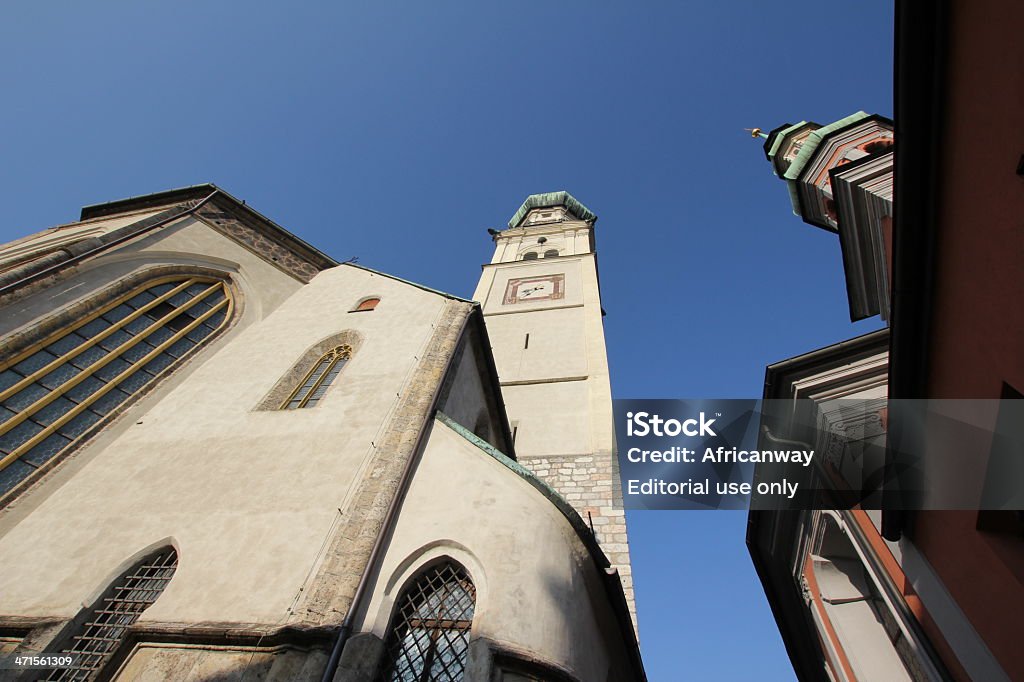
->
xmin=102 ymin=648 xmax=329 ymax=682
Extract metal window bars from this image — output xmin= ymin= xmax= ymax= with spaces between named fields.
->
xmin=281 ymin=345 xmax=352 ymax=409
xmin=380 ymin=562 xmax=476 ymax=682
xmin=45 ymin=548 xmax=179 ymax=681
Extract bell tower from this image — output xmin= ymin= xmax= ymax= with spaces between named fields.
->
xmin=473 ymin=191 xmax=634 ymax=621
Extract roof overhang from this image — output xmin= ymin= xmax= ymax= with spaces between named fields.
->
xmin=507 ymin=191 xmax=597 ymax=229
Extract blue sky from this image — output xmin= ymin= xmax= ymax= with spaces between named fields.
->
xmin=1 ymin=2 xmax=892 ymax=679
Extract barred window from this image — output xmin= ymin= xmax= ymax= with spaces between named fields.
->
xmin=46 ymin=547 xmax=178 ymax=681
xmin=281 ymin=344 xmax=352 ymax=409
xmin=380 ymin=561 xmax=476 ymax=682
xmin=0 ymin=276 xmax=231 ymax=497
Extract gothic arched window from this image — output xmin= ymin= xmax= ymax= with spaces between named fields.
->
xmin=380 ymin=561 xmax=476 ymax=682
xmin=0 ymin=276 xmax=231 ymax=498
xmin=281 ymin=344 xmax=352 ymax=409
xmin=46 ymin=546 xmax=178 ymax=681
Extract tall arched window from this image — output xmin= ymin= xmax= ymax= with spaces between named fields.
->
xmin=0 ymin=276 xmax=232 ymax=497
xmin=281 ymin=344 xmax=352 ymax=409
xmin=46 ymin=546 xmax=178 ymax=681
xmin=380 ymin=561 xmax=476 ymax=682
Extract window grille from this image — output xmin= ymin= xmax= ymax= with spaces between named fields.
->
xmin=0 ymin=276 xmax=231 ymax=496
xmin=379 ymin=562 xmax=476 ymax=682
xmin=45 ymin=547 xmax=178 ymax=681
xmin=281 ymin=344 xmax=351 ymax=409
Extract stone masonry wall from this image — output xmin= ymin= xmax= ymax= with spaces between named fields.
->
xmin=519 ymin=452 xmax=636 ymax=632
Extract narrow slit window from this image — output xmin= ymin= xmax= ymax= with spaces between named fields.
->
xmin=46 ymin=547 xmax=178 ymax=681
xmin=379 ymin=561 xmax=476 ymax=682
xmin=282 ymin=344 xmax=352 ymax=409
xmin=0 ymin=276 xmax=232 ymax=498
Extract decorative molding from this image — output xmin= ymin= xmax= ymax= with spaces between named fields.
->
xmin=195 ymin=201 xmax=322 ymax=283
xmin=255 ymin=331 xmax=364 ymax=411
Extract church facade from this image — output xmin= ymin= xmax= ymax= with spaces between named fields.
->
xmin=0 ymin=186 xmax=642 ymax=681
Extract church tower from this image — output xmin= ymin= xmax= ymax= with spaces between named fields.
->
xmin=473 ymin=191 xmax=634 ymax=620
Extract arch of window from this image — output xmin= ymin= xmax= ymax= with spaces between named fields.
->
xmin=281 ymin=344 xmax=352 ymax=409
xmin=46 ymin=546 xmax=178 ymax=681
xmin=379 ymin=560 xmax=476 ymax=682
xmin=352 ymin=297 xmax=380 ymax=312
xmin=543 ymin=249 xmax=559 ymax=258
xmin=521 ymin=251 xmax=538 ymax=261
xmin=0 ymin=276 xmax=232 ymax=498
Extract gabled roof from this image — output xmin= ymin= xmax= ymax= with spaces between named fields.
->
xmin=0 ymin=184 xmax=338 ymax=300
xmin=341 ymin=261 xmax=473 ymax=304
xmin=783 ymin=112 xmax=871 ymax=184
xmin=80 ymin=183 xmax=337 ymax=272
xmin=507 ymin=191 xmax=598 ymax=228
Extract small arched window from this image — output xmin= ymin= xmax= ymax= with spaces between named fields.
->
xmin=380 ymin=561 xmax=476 ymax=682
xmin=352 ymin=297 xmax=380 ymax=312
xmin=281 ymin=344 xmax=352 ymax=409
xmin=46 ymin=547 xmax=178 ymax=680
xmin=0 ymin=276 xmax=231 ymax=497
xmin=543 ymin=249 xmax=559 ymax=258
xmin=521 ymin=252 xmax=538 ymax=261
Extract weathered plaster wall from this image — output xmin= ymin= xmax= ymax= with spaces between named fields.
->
xmin=474 ymin=234 xmax=634 ymax=625
xmin=0 ymin=264 xmax=448 ymax=628
xmin=359 ymin=418 xmax=633 ymax=681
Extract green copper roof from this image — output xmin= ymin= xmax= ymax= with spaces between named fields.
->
xmin=434 ymin=411 xmax=604 ymax=561
xmin=507 ymin=191 xmax=597 ymax=229
xmin=783 ymin=111 xmax=870 ymax=183
xmin=779 ymin=111 xmax=870 ymax=215
xmin=766 ymin=121 xmax=808 ymax=167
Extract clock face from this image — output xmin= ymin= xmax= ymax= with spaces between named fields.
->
xmin=503 ymin=274 xmax=565 ymax=304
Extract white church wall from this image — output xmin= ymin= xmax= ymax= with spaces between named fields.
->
xmin=362 ymin=417 xmax=628 ymax=681
xmin=501 ymin=381 xmax=592 ymax=457
xmin=483 ymin=306 xmax=589 ymax=383
xmin=0 ymin=264 xmax=448 ymax=627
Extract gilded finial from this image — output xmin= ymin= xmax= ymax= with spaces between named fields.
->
xmin=745 ymin=127 xmax=768 ymax=139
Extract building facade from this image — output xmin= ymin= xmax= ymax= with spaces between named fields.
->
xmin=472 ymin=193 xmax=633 ymax=623
xmin=747 ymin=2 xmax=1024 ymax=679
xmin=0 ymin=186 xmax=642 ymax=681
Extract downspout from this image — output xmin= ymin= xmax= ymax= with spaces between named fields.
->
xmin=0 ymin=190 xmax=221 ymax=297
xmin=320 ymin=305 xmax=473 ymax=682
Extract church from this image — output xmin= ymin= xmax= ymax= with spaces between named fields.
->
xmin=0 ymin=185 xmax=644 ymax=681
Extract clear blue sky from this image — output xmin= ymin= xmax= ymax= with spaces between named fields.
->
xmin=0 ymin=2 xmax=892 ymax=679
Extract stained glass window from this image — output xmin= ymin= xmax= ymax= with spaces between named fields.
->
xmin=0 ymin=276 xmax=231 ymax=497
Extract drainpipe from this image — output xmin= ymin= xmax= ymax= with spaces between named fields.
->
xmin=320 ymin=307 xmax=472 ymax=682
